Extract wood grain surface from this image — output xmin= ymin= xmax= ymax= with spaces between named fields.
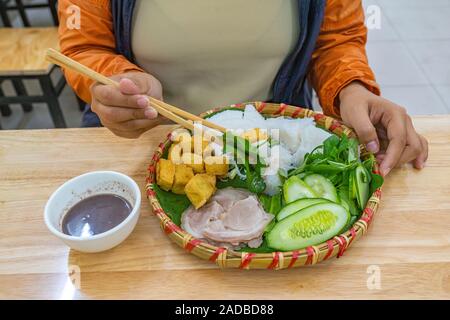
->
xmin=0 ymin=116 xmax=449 ymax=299
xmin=0 ymin=27 xmax=59 ymax=76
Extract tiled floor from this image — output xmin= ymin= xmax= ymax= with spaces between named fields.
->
xmin=364 ymin=0 xmax=450 ymax=115
xmin=1 ymin=0 xmax=449 ymax=129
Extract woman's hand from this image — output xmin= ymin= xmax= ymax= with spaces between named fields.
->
xmin=339 ymin=82 xmax=428 ymax=176
xmin=90 ymin=72 xmax=163 ymax=139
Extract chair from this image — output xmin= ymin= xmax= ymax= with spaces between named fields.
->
xmin=0 ymin=27 xmax=67 ymax=127
xmin=0 ymin=78 xmax=33 ymax=115
xmin=0 ymin=0 xmax=36 ymax=118
xmin=0 ymin=0 xmax=58 ymax=27
xmin=0 ymin=1 xmax=85 ymax=128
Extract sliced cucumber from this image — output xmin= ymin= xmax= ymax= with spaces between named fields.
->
xmin=304 ymin=174 xmax=339 ymax=202
xmin=267 ymin=203 xmax=350 ymax=251
xmin=339 ymin=195 xmax=350 ymax=212
xmin=355 ymin=164 xmax=370 ymax=209
xmin=283 ymin=176 xmax=318 ymax=204
xmin=277 ymin=198 xmax=330 ymax=221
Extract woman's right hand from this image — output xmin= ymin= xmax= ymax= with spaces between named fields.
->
xmin=90 ymin=72 xmax=163 ymax=138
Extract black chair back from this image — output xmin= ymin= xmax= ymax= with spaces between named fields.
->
xmin=0 ymin=0 xmax=58 ymax=27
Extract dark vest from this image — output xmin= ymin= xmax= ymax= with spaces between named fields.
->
xmin=82 ymin=0 xmax=326 ymax=127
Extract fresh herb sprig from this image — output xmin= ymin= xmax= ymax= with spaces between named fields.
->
xmin=289 ymin=134 xmax=383 ymax=213
xmin=223 ymin=132 xmax=267 ymax=194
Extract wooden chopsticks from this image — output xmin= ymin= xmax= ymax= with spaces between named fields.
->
xmin=46 ymin=48 xmax=227 ymax=133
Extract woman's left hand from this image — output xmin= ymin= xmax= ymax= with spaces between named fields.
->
xmin=339 ymin=81 xmax=429 ymax=176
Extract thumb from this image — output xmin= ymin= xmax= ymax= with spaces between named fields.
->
xmin=348 ymin=109 xmax=380 ymax=153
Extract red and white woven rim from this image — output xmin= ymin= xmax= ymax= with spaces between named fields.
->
xmin=145 ymin=102 xmax=382 ymax=269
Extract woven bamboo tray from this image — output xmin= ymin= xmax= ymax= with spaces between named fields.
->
xmin=145 ymin=102 xmax=382 ymax=269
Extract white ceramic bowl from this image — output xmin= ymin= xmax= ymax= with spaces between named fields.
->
xmin=44 ymin=171 xmax=141 ymax=253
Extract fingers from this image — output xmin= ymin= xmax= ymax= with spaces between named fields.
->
xmin=93 ymin=103 xmax=157 ymax=123
xmin=375 ymin=113 xmax=428 ymax=173
xmin=119 ymin=78 xmax=142 ymax=95
xmin=380 ymin=115 xmax=428 ymax=173
xmin=117 ymin=73 xmax=163 ymax=99
xmin=397 ymin=117 xmax=424 ymax=165
xmin=90 ymin=74 xmax=159 ymax=125
xmin=346 ymin=105 xmax=380 ymax=153
xmin=375 ymin=152 xmax=385 ymax=164
xmin=339 ymin=83 xmax=429 ymax=176
xmin=379 ymin=107 xmax=407 ymax=176
xmin=92 ymin=84 xmax=150 ymax=109
xmin=90 ymin=72 xmax=164 ymax=139
xmin=92 ymin=71 xmax=161 ymax=109
xmin=414 ymin=135 xmax=429 ymax=169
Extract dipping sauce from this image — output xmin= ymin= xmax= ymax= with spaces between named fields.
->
xmin=62 ymin=194 xmax=132 ymax=237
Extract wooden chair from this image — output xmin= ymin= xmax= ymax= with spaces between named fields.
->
xmin=0 ymin=1 xmax=85 ymax=128
xmin=0 ymin=0 xmax=58 ymax=27
xmin=0 ymin=27 xmax=67 ymax=127
xmin=0 ymin=0 xmax=38 ymax=118
xmin=0 ymin=78 xmax=33 ymax=115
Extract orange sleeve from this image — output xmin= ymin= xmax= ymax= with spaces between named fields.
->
xmin=309 ymin=0 xmax=380 ymax=118
xmin=58 ymin=0 xmax=144 ymax=103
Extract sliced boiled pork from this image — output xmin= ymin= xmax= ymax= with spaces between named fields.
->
xmin=181 ymin=188 xmax=273 ymax=248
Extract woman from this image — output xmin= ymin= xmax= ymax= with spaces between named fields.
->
xmin=59 ymin=0 xmax=428 ymax=176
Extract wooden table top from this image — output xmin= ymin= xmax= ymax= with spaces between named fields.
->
xmin=0 ymin=27 xmax=59 ymax=76
xmin=0 ymin=116 xmax=449 ymax=300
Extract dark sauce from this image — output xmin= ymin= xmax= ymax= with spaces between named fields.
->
xmin=62 ymin=194 xmax=132 ymax=237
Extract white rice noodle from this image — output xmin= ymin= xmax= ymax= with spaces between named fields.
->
xmin=292 ymin=124 xmax=332 ymax=166
xmin=208 ymin=105 xmax=332 ymax=195
xmin=261 ymin=144 xmax=293 ymax=195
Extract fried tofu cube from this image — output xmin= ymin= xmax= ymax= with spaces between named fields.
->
xmin=168 ymin=144 xmax=183 ymax=164
xmin=181 ymin=153 xmax=205 ymax=173
xmin=168 ymin=132 xmax=192 ymax=164
xmin=185 ymin=174 xmax=217 ymax=209
xmin=204 ymin=156 xmax=229 ymax=176
xmin=201 ymin=174 xmax=217 ymax=187
xmin=202 ymin=144 xmax=215 ymax=158
xmin=171 ymin=128 xmax=192 ymax=144
xmin=172 ymin=164 xmax=195 ymax=195
xmin=191 ymin=137 xmax=210 ymax=155
xmin=156 ymin=159 xmax=175 ymax=191
xmin=241 ymin=128 xmax=268 ymax=143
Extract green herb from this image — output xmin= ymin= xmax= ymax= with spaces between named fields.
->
xmin=223 ymin=132 xmax=264 ymax=166
xmin=338 ymin=188 xmax=359 ymax=217
xmin=216 ymin=176 xmax=248 ymax=189
xmin=248 ymin=175 xmax=266 ymax=194
xmin=152 ymin=184 xmax=191 ymax=226
xmin=161 ymin=142 xmax=171 ymax=160
xmin=263 ymin=219 xmax=277 ymax=235
xmin=288 ymin=134 xmax=383 ymax=211
xmin=369 ymin=172 xmax=384 ymax=195
xmin=243 ymin=157 xmax=266 ymax=194
xmin=224 ymin=131 xmax=267 ymax=195
xmin=259 ymin=192 xmax=283 ymax=215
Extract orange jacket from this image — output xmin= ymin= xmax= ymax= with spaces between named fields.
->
xmin=58 ymin=0 xmax=380 ymax=118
